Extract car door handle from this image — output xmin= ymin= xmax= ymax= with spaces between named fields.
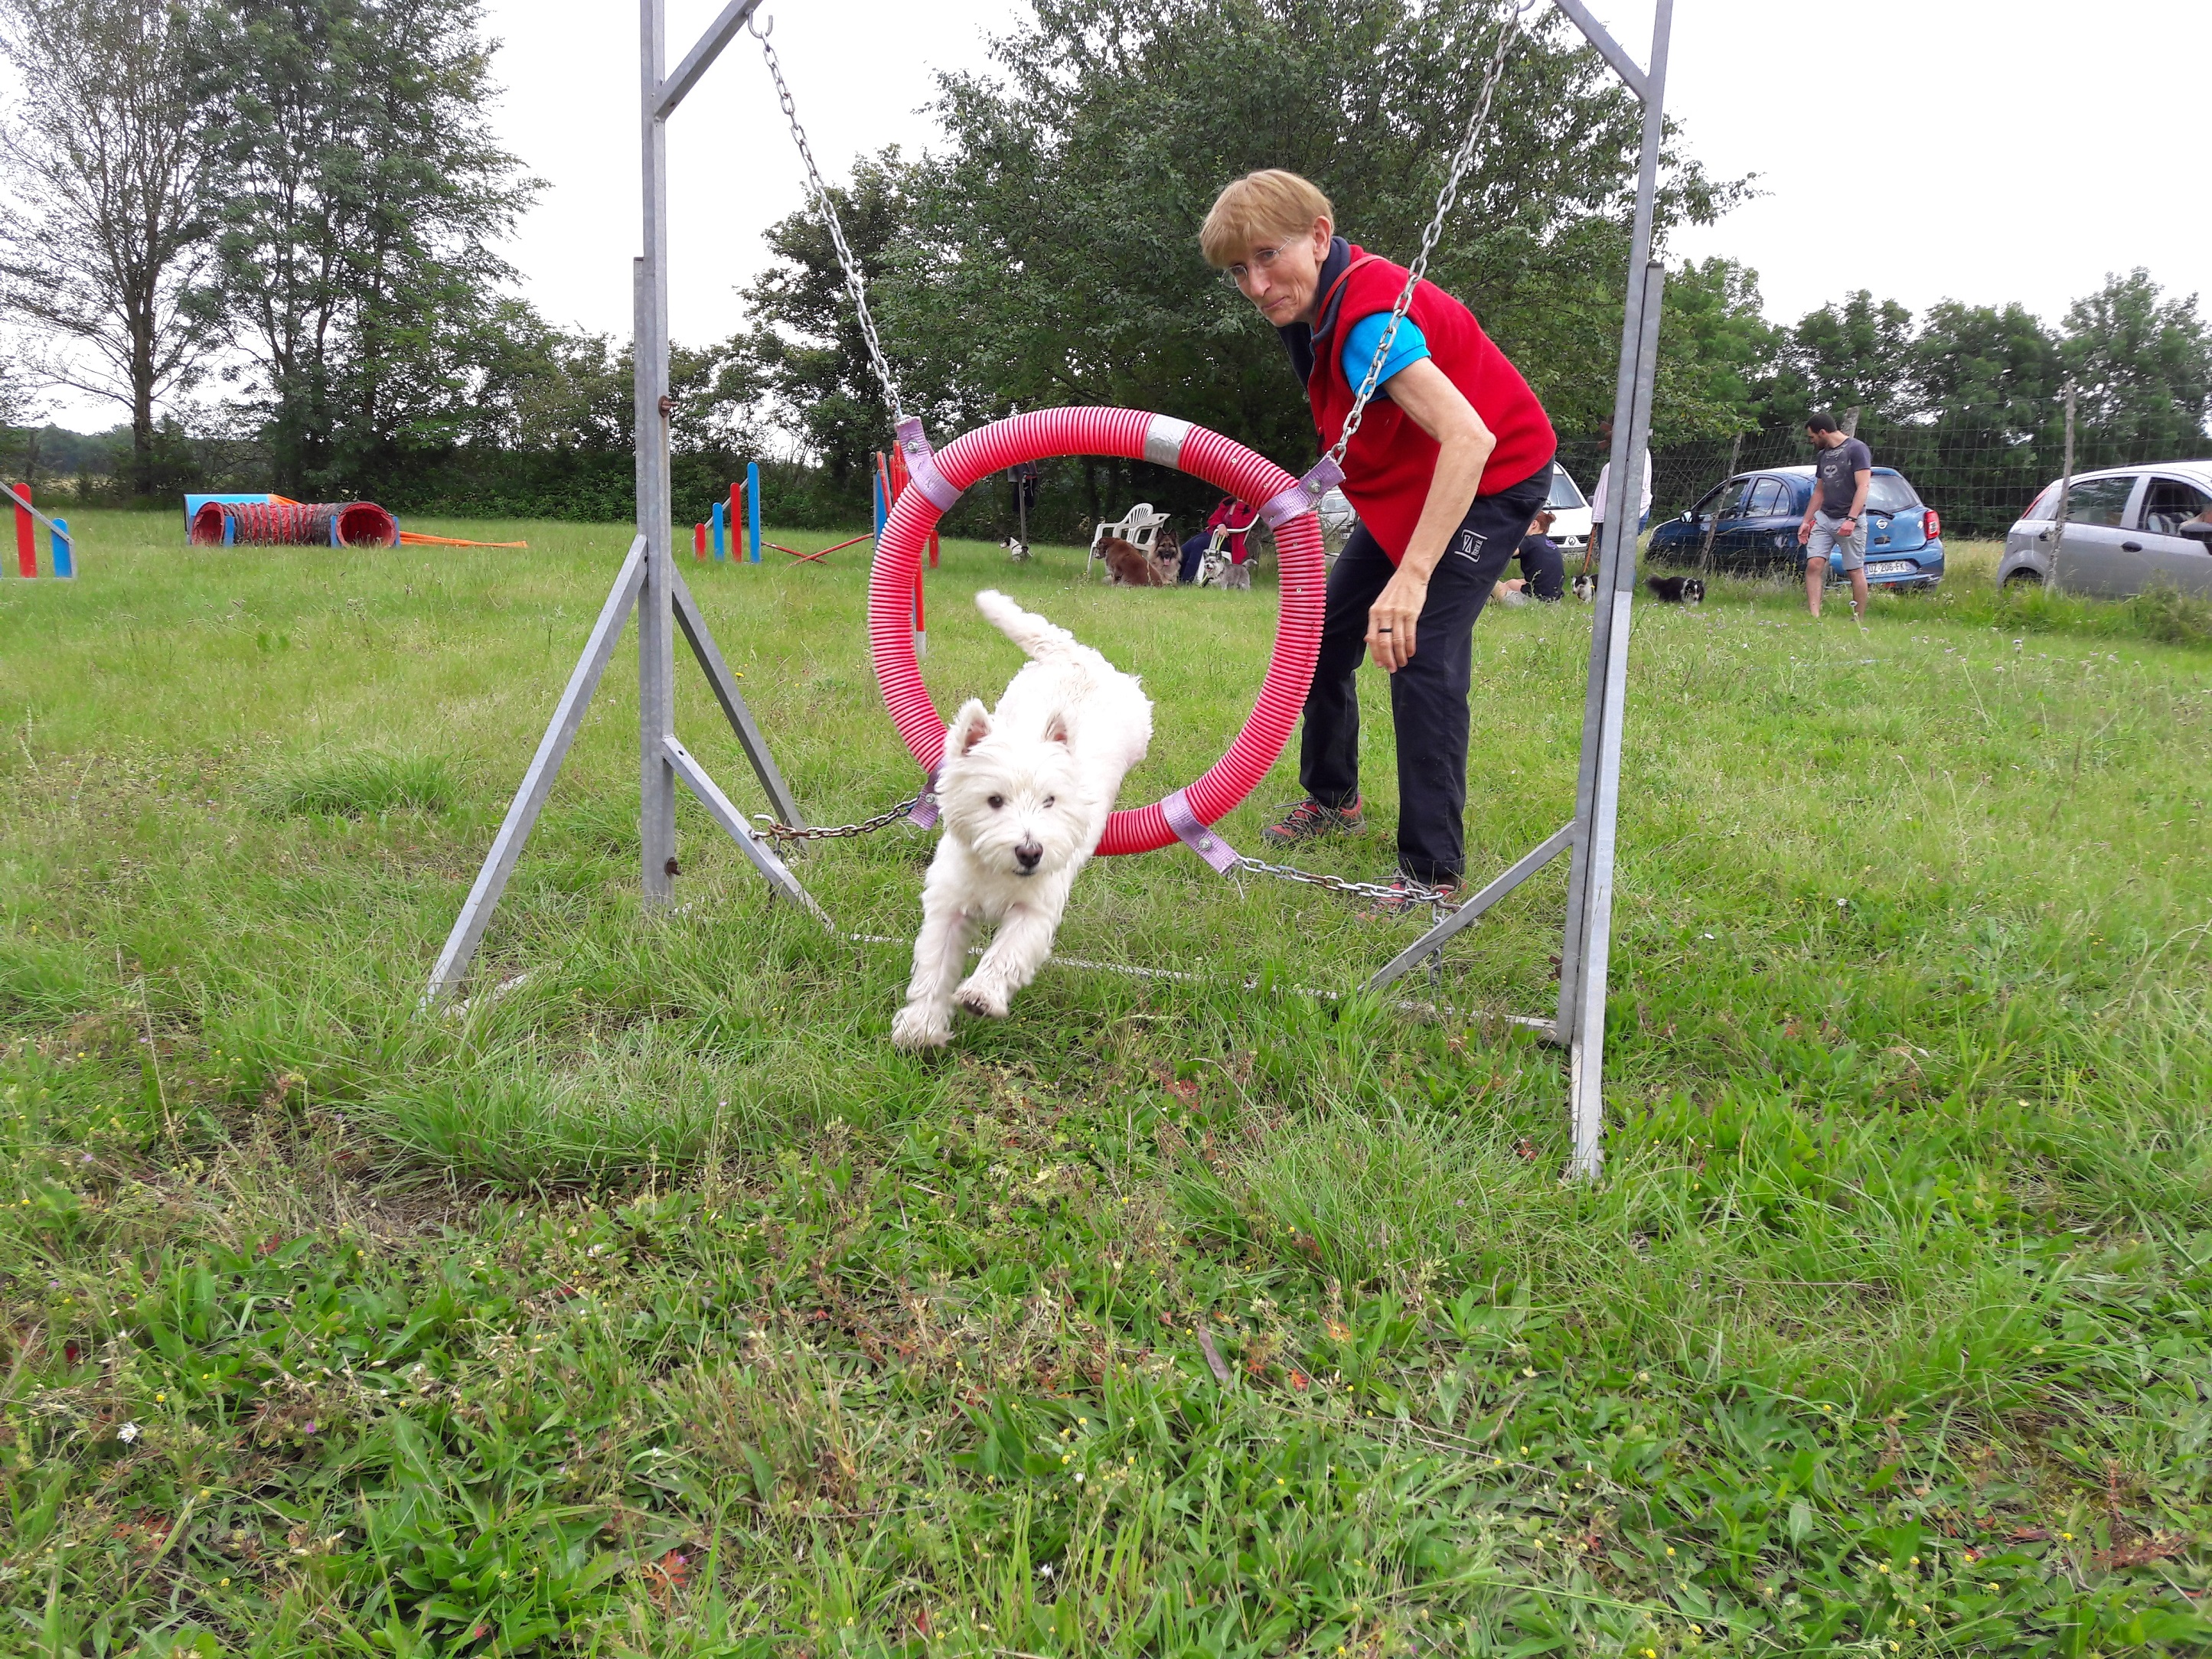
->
xmin=2122 ymin=541 xmax=2143 ymax=552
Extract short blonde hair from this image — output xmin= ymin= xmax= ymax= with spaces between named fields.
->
xmin=1199 ymin=170 xmax=1333 ymax=268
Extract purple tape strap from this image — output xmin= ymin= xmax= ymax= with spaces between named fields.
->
xmin=909 ymin=767 xmax=940 ymax=830
xmin=893 ymin=415 xmax=961 ymax=511
xmin=1162 ymin=787 xmax=1239 ymax=875
xmin=1258 ymin=455 xmax=1344 ymax=530
xmin=893 ymin=415 xmax=933 ymax=467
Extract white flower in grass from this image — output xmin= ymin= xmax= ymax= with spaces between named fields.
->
xmin=116 ymin=1422 xmax=140 ymax=1443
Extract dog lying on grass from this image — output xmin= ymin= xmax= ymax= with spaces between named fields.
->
xmin=1645 ymin=575 xmax=1706 ymax=605
xmin=1098 ymin=535 xmax=1173 ymax=585
xmin=892 ymin=590 xmax=1153 ymax=1050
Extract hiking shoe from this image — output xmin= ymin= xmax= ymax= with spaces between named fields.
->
xmin=1259 ymin=796 xmax=1366 ymax=848
xmin=1362 ymin=875 xmax=1461 ymax=919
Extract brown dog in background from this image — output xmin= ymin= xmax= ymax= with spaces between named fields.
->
xmin=1099 ymin=536 xmax=1172 ymax=586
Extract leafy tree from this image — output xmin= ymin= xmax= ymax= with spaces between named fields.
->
xmin=1652 ymin=258 xmax=1788 ymax=441
xmin=199 ymin=0 xmax=537 ymax=496
xmin=741 ymin=150 xmax=918 ymax=503
xmin=2059 ymin=269 xmax=2211 ymax=458
xmin=1786 ymin=289 xmax=1914 ymax=422
xmin=1906 ymin=299 xmax=2061 ymax=434
xmin=0 ymin=0 xmax=221 ymax=497
xmin=742 ymin=0 xmax=1741 ymax=527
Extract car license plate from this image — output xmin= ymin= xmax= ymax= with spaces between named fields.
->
xmin=1867 ymin=560 xmax=1913 ymax=576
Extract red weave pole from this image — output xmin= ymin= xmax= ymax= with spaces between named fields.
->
xmin=12 ymin=483 xmax=33 ymax=578
xmin=869 ymin=409 xmax=1326 ymax=857
xmin=694 ymin=522 xmax=707 ymax=559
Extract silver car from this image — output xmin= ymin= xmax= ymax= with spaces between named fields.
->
xmin=1998 ymin=461 xmax=2212 ymax=597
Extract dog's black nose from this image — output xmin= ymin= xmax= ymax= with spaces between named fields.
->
xmin=1014 ymin=840 xmax=1042 ymax=871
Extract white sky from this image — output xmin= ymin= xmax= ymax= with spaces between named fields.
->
xmin=34 ymin=0 xmax=2212 ymax=425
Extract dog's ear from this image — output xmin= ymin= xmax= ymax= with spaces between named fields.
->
xmin=1041 ymin=707 xmax=1072 ymax=746
xmin=946 ymin=698 xmax=993 ymax=760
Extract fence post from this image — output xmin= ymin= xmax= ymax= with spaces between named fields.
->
xmin=51 ymin=516 xmax=72 ymax=579
xmin=2050 ymin=380 xmax=2076 ymax=595
xmin=1698 ymin=431 xmax=1741 ymax=574
xmin=1841 ymin=406 xmax=1860 ymax=439
xmin=11 ymin=483 xmax=33 ymax=578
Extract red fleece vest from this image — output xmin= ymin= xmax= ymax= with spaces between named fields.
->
xmin=1308 ymin=246 xmax=1555 ymax=562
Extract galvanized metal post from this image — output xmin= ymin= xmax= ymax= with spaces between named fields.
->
xmin=1552 ymin=0 xmax=1672 ymax=1181
xmin=637 ymin=0 xmax=677 ymax=902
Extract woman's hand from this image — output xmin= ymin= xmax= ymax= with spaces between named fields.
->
xmin=1367 ymin=567 xmax=1429 ymax=672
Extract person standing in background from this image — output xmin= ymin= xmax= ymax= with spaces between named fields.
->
xmin=1589 ymin=416 xmax=1652 ymax=558
xmin=1796 ymin=412 xmax=1872 ymax=619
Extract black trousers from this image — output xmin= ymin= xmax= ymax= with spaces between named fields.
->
xmin=1299 ymin=462 xmax=1555 ymax=883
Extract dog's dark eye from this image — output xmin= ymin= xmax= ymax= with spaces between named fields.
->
xmin=1042 ymin=796 xmax=1055 ymax=808
xmin=987 ymin=794 xmax=1005 ymax=810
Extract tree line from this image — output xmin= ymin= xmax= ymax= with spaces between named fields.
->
xmin=2 ymin=0 xmax=2207 ymax=535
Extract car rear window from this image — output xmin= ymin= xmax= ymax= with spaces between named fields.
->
xmin=1867 ymin=473 xmax=1921 ymax=513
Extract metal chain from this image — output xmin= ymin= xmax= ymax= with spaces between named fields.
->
xmin=752 ymin=17 xmax=906 ymax=422
xmin=1326 ymin=2 xmax=1532 ymax=471
xmin=1232 ymin=855 xmax=1455 ymax=911
xmin=754 ymin=795 xmax=921 ymax=842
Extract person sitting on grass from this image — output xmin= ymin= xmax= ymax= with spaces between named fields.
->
xmin=1514 ymin=509 xmax=1565 ymax=601
xmin=1177 ymin=494 xmax=1257 ymax=584
xmin=1201 ymin=168 xmax=1556 ymax=911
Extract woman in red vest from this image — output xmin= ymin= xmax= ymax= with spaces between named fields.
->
xmin=1201 ymin=169 xmax=1556 ymax=907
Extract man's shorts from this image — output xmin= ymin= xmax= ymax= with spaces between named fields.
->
xmin=1806 ymin=511 xmax=1867 ymax=572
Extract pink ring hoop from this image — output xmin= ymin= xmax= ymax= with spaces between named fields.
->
xmin=869 ymin=408 xmax=1326 ymax=856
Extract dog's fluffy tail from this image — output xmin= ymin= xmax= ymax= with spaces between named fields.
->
xmin=975 ymin=588 xmax=1082 ymax=663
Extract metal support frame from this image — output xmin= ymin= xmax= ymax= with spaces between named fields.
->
xmin=1374 ymin=0 xmax=1671 ymax=1181
xmin=426 ymin=0 xmax=1673 ymax=1189
xmin=424 ymin=0 xmax=801 ymax=1004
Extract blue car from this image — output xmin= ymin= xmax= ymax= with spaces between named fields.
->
xmin=1647 ymin=464 xmax=1945 ymax=590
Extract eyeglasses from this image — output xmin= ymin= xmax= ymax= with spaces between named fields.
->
xmin=1225 ymin=246 xmax=1282 ymax=287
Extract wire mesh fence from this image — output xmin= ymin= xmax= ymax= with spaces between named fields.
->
xmin=1551 ymin=416 xmax=2212 ymax=543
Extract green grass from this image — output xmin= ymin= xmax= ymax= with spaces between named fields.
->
xmin=2 ymin=510 xmax=2209 ymax=1656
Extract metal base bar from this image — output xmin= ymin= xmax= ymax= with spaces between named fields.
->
xmin=662 ymin=735 xmax=827 ymax=921
xmin=1365 ymin=820 xmax=1577 ymax=994
xmin=670 ymin=562 xmax=805 ymax=826
xmin=423 ymin=537 xmax=649 ymax=1003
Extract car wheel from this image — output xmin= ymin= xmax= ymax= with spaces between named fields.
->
xmin=2002 ymin=569 xmax=2044 ymax=591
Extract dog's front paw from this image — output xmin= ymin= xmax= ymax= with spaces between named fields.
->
xmin=892 ymin=1002 xmax=952 ymax=1050
xmin=953 ymin=976 xmax=1010 ymax=1019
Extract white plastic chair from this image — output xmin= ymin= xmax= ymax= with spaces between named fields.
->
xmin=1086 ymin=502 xmax=1170 ymax=576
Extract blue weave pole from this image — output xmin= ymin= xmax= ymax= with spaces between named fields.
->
xmin=51 ymin=517 xmax=73 ymax=579
xmin=712 ymin=499 xmax=726 ymax=560
xmin=746 ymin=461 xmax=762 ymax=563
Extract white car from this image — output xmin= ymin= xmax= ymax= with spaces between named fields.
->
xmin=1543 ymin=466 xmax=1593 ymax=556
xmin=1316 ymin=487 xmax=1357 ymax=555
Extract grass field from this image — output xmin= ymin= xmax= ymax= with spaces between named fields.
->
xmin=2 ymin=510 xmax=2209 ymax=1657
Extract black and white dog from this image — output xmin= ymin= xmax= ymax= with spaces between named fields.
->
xmin=1644 ymin=575 xmax=1705 ymax=605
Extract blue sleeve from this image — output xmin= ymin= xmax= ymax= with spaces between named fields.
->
xmin=1341 ymin=311 xmax=1430 ymax=389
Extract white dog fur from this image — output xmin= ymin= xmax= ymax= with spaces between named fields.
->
xmin=891 ymin=590 xmax=1152 ymax=1049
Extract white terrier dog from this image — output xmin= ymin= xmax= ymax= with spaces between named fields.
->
xmin=891 ymin=589 xmax=1152 ymax=1049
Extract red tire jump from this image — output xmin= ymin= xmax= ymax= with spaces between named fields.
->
xmin=868 ymin=408 xmax=1326 ymax=857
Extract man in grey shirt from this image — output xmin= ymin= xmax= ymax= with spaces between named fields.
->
xmin=1796 ymin=412 xmax=1872 ymax=618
